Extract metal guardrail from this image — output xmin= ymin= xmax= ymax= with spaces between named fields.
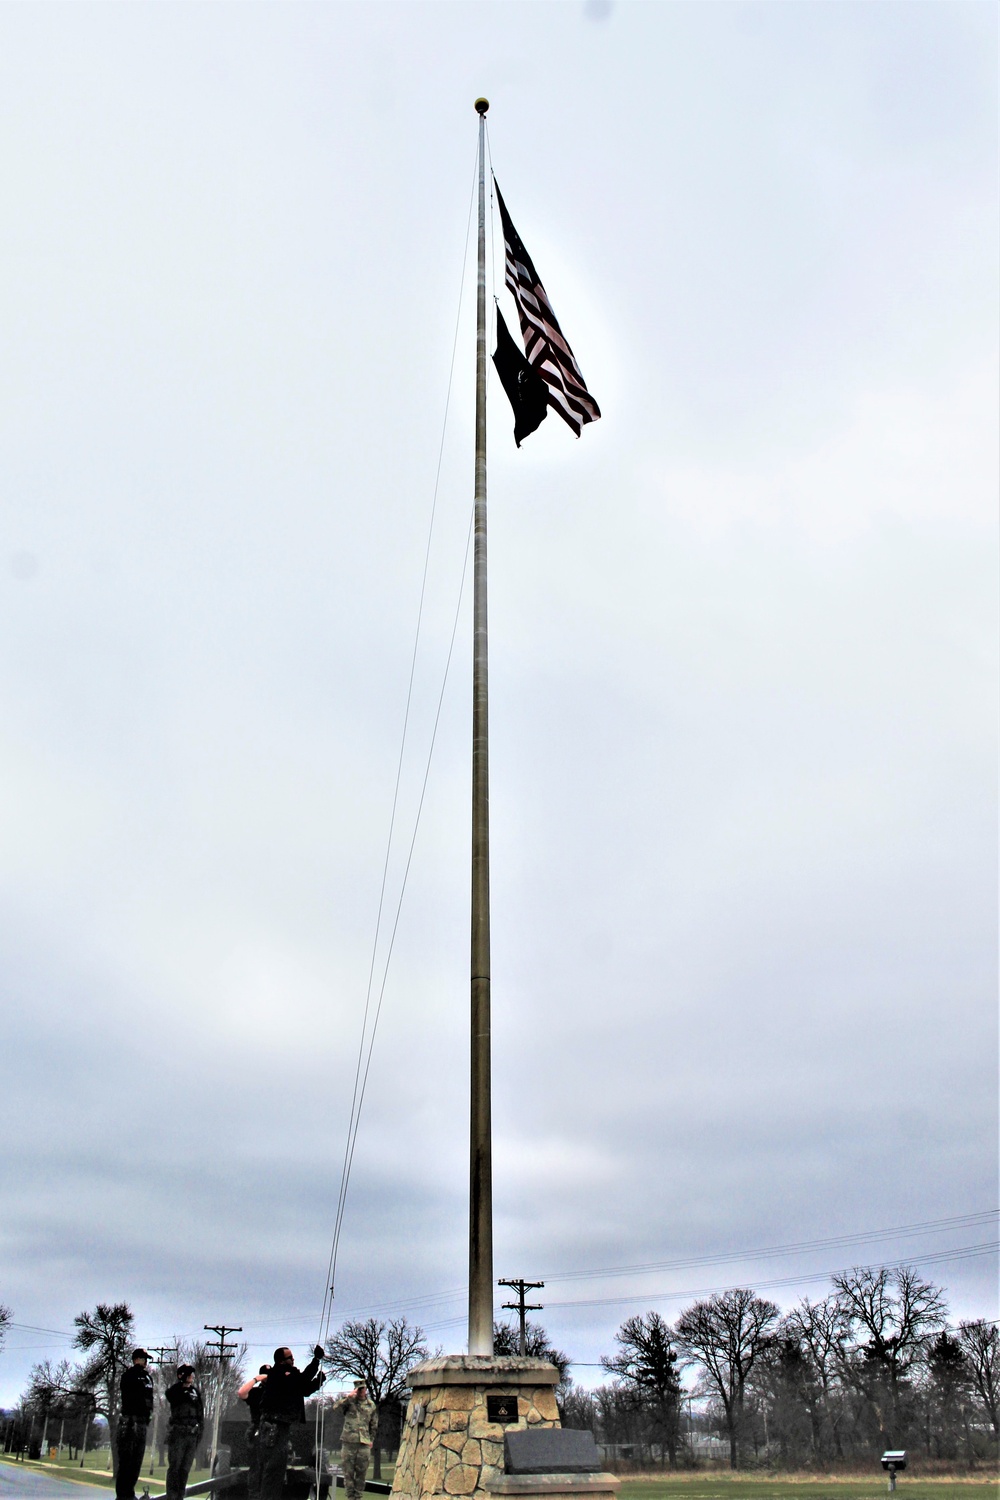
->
xmin=182 ymin=1471 xmax=248 ymax=1496
xmin=166 ymin=1467 xmax=392 ymax=1498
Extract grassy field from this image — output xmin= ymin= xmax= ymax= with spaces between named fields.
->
xmin=616 ymin=1477 xmax=998 ymax=1500
xmin=0 ymin=1455 xmax=400 ymax=1492
xmin=3 ymin=1455 xmax=994 ymax=1500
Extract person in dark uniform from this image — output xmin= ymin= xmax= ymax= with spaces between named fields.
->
xmin=256 ymin=1346 xmax=325 ymax=1500
xmin=116 ymin=1349 xmax=154 ymax=1500
xmin=164 ymin=1365 xmax=204 ymax=1500
xmin=236 ymin=1364 xmax=272 ymax=1499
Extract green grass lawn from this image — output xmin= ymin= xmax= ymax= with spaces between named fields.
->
xmin=0 ymin=1452 xmax=398 ymax=1493
xmin=5 ymin=1455 xmax=992 ymax=1500
xmin=617 ymin=1478 xmax=998 ymax=1500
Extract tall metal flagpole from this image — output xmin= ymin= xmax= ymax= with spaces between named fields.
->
xmin=469 ymin=95 xmax=493 ymax=1358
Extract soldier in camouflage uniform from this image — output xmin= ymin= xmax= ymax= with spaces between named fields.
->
xmin=333 ymin=1382 xmax=378 ymax=1500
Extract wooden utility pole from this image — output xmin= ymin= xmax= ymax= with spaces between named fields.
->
xmin=203 ymin=1324 xmax=242 ymax=1476
xmin=498 ymin=1279 xmax=544 ymax=1357
xmin=77 ymin=1394 xmax=95 ymax=1469
xmin=147 ymin=1346 xmax=178 ymax=1475
xmin=469 ymin=94 xmax=493 ymax=1360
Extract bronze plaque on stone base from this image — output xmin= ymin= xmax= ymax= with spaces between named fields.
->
xmin=487 ymin=1395 xmax=519 ymax=1424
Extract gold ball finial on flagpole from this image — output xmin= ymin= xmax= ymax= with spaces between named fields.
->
xmin=475 ymin=98 xmax=489 ymax=114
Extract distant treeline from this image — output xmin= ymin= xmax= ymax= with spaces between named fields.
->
xmin=2 ymin=1267 xmax=997 ymax=1473
xmin=558 ymin=1266 xmax=998 ymax=1470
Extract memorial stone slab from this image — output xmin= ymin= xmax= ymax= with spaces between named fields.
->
xmin=503 ymin=1431 xmax=601 ymax=1476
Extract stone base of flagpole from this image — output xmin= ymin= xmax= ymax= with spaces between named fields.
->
xmin=391 ymin=1357 xmax=616 ymax=1500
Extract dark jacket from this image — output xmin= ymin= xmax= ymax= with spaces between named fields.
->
xmin=120 ymin=1365 xmax=154 ymax=1423
xmin=246 ymin=1383 xmax=266 ymax=1434
xmin=260 ymin=1356 xmax=324 ymax=1424
xmin=166 ymin=1382 xmax=205 ymax=1436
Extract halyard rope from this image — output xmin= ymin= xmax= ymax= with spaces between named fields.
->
xmin=311 ymin=135 xmax=481 ymax=1498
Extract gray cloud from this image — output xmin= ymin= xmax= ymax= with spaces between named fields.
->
xmin=1 ymin=0 xmax=996 ymax=1403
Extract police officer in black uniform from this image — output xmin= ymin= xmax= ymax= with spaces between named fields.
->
xmin=256 ymin=1346 xmax=325 ymax=1500
xmin=164 ymin=1364 xmax=205 ymax=1500
xmin=237 ymin=1364 xmax=272 ymax=1499
xmin=116 ymin=1349 xmax=154 ymax=1500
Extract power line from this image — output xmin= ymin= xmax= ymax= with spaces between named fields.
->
xmin=508 ymin=1241 xmax=1000 ymax=1316
xmin=28 ymin=1209 xmax=990 ymax=1356
xmin=231 ymin=1206 xmax=999 ymax=1333
xmin=408 ymin=1240 xmax=1000 ymax=1334
xmin=543 ymin=1209 xmax=999 ymax=1285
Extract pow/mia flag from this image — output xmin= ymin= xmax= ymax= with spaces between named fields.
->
xmin=492 ymin=307 xmax=549 ymax=447
xmin=494 ymin=179 xmax=601 ymax=439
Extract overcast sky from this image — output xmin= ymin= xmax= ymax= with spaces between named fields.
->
xmin=1 ymin=1 xmax=997 ymax=1406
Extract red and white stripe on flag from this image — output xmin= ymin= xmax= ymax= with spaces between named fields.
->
xmin=494 ymin=180 xmax=600 ymax=438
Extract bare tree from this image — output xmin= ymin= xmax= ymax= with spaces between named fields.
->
xmin=958 ymin=1319 xmax=1000 ymax=1439
xmin=0 ymin=1304 xmax=11 ymax=1355
xmin=831 ymin=1266 xmax=946 ymax=1445
xmin=560 ymin=1389 xmax=597 ymax=1434
xmin=165 ymin=1339 xmax=247 ymax=1467
xmin=72 ymin=1302 xmax=135 ymax=1472
xmin=494 ymin=1320 xmax=571 ymax=1390
xmin=782 ymin=1296 xmax=849 ymax=1460
xmin=922 ymin=1330 xmax=970 ymax=1460
xmin=601 ymin=1312 xmax=683 ymax=1466
xmin=675 ymin=1289 xmax=779 ymax=1468
xmin=26 ymin=1360 xmax=74 ymax=1454
xmin=324 ymin=1318 xmax=427 ymax=1479
xmin=591 ymin=1381 xmax=645 ymax=1456
xmin=749 ymin=1333 xmax=822 ymax=1467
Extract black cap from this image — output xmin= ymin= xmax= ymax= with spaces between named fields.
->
xmin=132 ymin=1349 xmax=149 ymax=1361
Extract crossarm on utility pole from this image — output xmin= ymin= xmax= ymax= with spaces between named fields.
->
xmin=498 ymin=1280 xmax=545 ymax=1357
xmin=204 ymin=1324 xmax=242 ymax=1477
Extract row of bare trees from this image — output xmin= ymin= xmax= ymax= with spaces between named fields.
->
xmin=2 ymin=1302 xmax=248 ymax=1474
xmin=560 ymin=1267 xmax=999 ymax=1470
xmin=3 ymin=1273 xmax=996 ymax=1476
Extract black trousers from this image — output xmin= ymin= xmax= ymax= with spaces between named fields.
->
xmin=166 ymin=1426 xmax=200 ymax=1500
xmin=115 ymin=1418 xmax=149 ymax=1500
xmin=247 ymin=1431 xmax=264 ymax=1500
xmin=257 ymin=1419 xmax=292 ymax=1500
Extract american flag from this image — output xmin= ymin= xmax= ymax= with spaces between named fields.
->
xmin=494 ymin=180 xmax=601 ymax=438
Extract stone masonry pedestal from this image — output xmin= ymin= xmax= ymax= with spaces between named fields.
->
xmin=391 ymin=1357 xmax=615 ymax=1500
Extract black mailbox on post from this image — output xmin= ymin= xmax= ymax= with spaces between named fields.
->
xmin=881 ymin=1451 xmax=907 ymax=1492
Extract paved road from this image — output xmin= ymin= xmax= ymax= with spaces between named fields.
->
xmin=0 ymin=1463 xmax=152 ymax=1500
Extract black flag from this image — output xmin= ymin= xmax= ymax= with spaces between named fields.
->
xmin=493 ymin=307 xmax=549 ymax=447
xmin=495 ymin=179 xmax=601 ymax=438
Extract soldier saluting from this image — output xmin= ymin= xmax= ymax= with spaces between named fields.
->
xmin=332 ymin=1381 xmax=378 ymax=1500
